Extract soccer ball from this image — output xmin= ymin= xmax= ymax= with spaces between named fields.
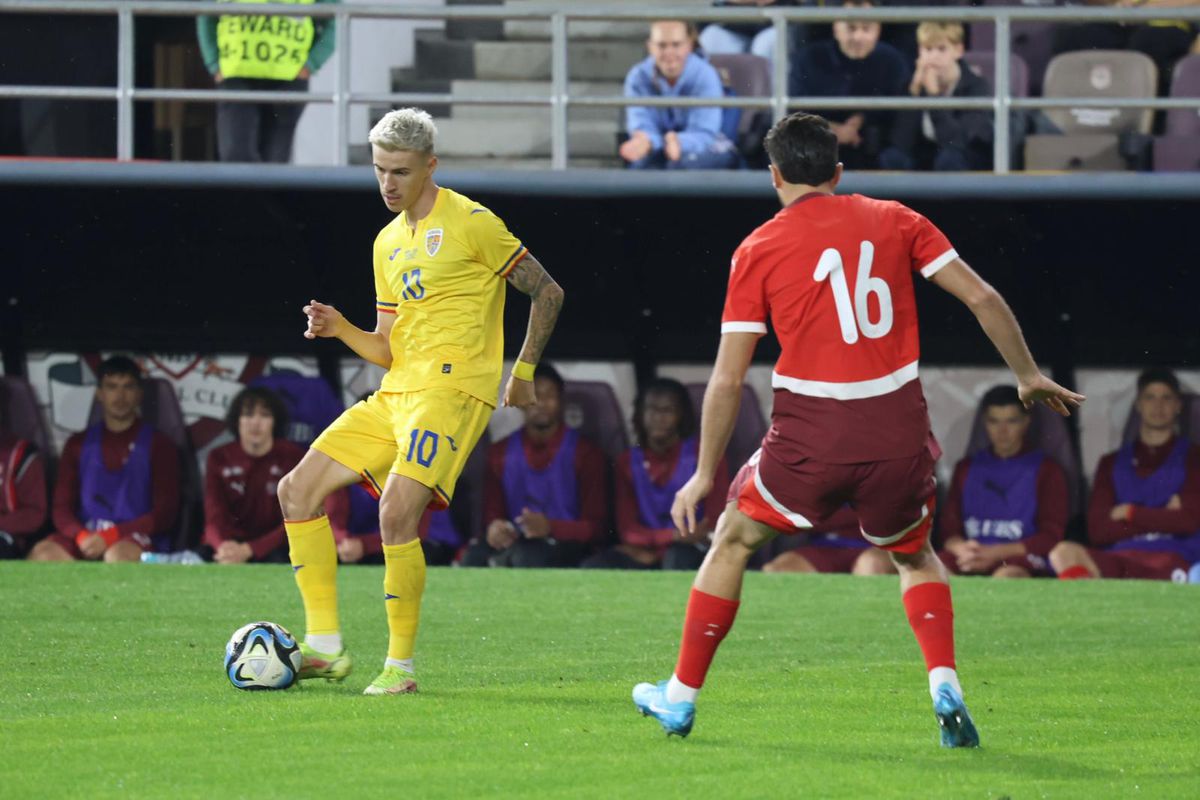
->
xmin=224 ymin=621 xmax=302 ymax=691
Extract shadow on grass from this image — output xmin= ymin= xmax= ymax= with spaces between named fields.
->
xmin=760 ymin=739 xmax=1123 ymax=783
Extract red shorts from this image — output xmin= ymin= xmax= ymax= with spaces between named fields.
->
xmin=730 ymin=444 xmax=937 ymax=555
xmin=1088 ymin=548 xmax=1190 ymax=581
xmin=937 ymin=549 xmax=1053 ymax=577
xmin=44 ymin=531 xmax=148 ymax=560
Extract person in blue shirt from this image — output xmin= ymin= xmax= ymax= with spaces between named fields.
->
xmin=620 ymin=20 xmax=740 ymax=170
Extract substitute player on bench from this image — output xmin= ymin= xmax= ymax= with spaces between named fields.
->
xmin=633 ymin=113 xmax=1083 ymax=745
xmin=278 ymin=108 xmax=563 ymax=695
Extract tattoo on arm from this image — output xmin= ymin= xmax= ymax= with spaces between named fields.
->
xmin=505 ymin=253 xmax=564 ymax=367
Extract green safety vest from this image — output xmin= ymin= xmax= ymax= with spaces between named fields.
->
xmin=217 ymin=0 xmax=315 ymax=81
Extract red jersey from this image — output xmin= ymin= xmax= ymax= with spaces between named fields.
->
xmin=53 ymin=421 xmax=180 ymax=544
xmin=938 ymin=450 xmax=1069 ymax=557
xmin=204 ymin=438 xmax=304 ymax=559
xmin=0 ymin=435 xmax=47 ymax=539
xmin=615 ymin=444 xmax=729 ymax=555
xmin=483 ymin=424 xmax=609 ymax=545
xmin=722 ymin=193 xmax=956 ymax=464
xmin=1088 ymin=438 xmax=1200 ymax=548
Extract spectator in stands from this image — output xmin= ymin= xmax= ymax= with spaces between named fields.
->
xmin=761 ymin=506 xmax=896 ymax=574
xmin=197 ymin=0 xmax=340 ymax=163
xmin=331 ymin=488 xmax=461 ymax=567
xmin=1053 ymin=1 xmax=1199 ymax=98
xmin=880 ymin=22 xmax=994 ymax=172
xmin=789 ymin=0 xmax=910 ymax=169
xmin=621 ymin=20 xmax=741 ymax=169
xmin=582 ymin=379 xmax=729 ymax=570
xmin=938 ymin=386 xmax=1069 ymax=578
xmin=699 ymin=1 xmax=801 ymax=66
xmin=204 ymin=387 xmax=304 ymax=564
xmin=29 ymin=356 xmax=180 ymax=563
xmin=461 ymin=364 xmax=608 ymax=568
xmin=0 ymin=405 xmax=47 ymax=559
xmin=1051 ymin=368 xmax=1200 ymax=581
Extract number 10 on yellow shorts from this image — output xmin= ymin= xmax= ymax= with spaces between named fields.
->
xmin=312 ymin=388 xmax=491 ymax=509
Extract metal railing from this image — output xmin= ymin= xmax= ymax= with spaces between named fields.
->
xmin=2 ymin=1 xmax=1199 ymax=173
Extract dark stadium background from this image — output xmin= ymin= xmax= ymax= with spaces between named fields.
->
xmin=3 ymin=182 xmax=1196 ymax=385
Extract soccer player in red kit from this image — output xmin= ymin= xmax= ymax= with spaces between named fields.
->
xmin=632 ymin=113 xmax=1085 ymax=746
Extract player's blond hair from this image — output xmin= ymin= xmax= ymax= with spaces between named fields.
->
xmin=368 ymin=107 xmax=437 ymax=154
xmin=916 ymin=21 xmax=965 ymax=47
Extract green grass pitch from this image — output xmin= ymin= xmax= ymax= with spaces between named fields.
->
xmin=2 ymin=563 xmax=1198 ymax=798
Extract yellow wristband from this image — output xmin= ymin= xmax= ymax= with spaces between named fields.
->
xmin=513 ymin=360 xmax=536 ymax=382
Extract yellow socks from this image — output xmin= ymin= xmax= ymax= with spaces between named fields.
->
xmin=383 ymin=539 xmax=427 ymax=663
xmin=285 ymin=516 xmax=340 ymax=641
xmin=288 ymin=519 xmax=425 ymax=669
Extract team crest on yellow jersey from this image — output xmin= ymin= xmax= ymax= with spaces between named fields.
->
xmin=425 ymin=228 xmax=443 ymax=257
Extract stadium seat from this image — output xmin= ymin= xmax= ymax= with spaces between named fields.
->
xmin=1153 ymin=137 xmax=1200 ymax=172
xmin=0 ymin=375 xmax=52 ymax=462
xmin=1024 ymin=50 xmax=1157 ymax=171
xmin=685 ymin=382 xmax=767 ymax=472
xmin=1153 ymin=55 xmax=1200 ymax=171
xmin=962 ymin=51 xmax=1030 ymax=98
xmin=1120 ymin=393 xmax=1199 ymax=445
xmin=562 ymin=380 xmax=629 ymax=461
xmin=963 ymin=399 xmax=1085 ymax=516
xmin=708 ymin=53 xmax=772 ymax=152
xmin=87 ymin=377 xmax=202 ymax=552
xmin=1025 ymin=134 xmax=1127 ymax=170
xmin=248 ymin=373 xmax=343 ymax=446
xmin=969 ymin=0 xmax=1060 ymax=96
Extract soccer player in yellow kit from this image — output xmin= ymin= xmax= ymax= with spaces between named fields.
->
xmin=277 ymin=108 xmax=564 ymax=695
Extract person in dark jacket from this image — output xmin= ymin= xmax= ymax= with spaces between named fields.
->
xmin=789 ymin=0 xmax=910 ymax=170
xmin=880 ymin=22 xmax=994 ymax=171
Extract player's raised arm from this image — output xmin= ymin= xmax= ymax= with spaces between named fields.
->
xmin=503 ymin=253 xmax=564 ymax=409
xmin=930 ymin=259 xmax=1084 ymax=416
xmin=302 ymin=300 xmax=395 ymax=369
xmin=671 ymin=331 xmax=758 ymax=536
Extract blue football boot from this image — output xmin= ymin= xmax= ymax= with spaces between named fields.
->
xmin=933 ymin=683 xmax=980 ymax=748
xmin=633 ymin=680 xmax=695 ymax=738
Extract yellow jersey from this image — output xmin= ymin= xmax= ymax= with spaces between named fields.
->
xmin=373 ymin=187 xmax=528 ymax=406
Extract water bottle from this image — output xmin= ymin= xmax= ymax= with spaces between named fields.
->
xmin=141 ymin=550 xmax=205 ymax=565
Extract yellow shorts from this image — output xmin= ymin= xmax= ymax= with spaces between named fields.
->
xmin=312 ymin=388 xmax=491 ymax=510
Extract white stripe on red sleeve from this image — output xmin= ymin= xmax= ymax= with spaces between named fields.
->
xmin=919 ymin=248 xmax=959 ymax=279
xmin=721 ymin=321 xmax=768 ymax=334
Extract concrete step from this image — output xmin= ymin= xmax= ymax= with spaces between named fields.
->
xmin=435 ymin=116 xmax=620 ymax=158
xmin=413 ymin=31 xmax=475 ymax=81
xmin=500 ymin=0 xmax=698 ymax=41
xmin=386 ymin=69 xmax=452 ymax=117
xmin=445 ymin=0 xmax=505 ymax=42
xmin=475 ymin=38 xmax=646 ymax=81
xmin=445 ymin=79 xmax=623 ymax=122
xmin=414 ymin=31 xmax=646 ymax=82
xmin=380 ymin=77 xmax=620 ymax=124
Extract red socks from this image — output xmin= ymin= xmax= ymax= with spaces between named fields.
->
xmin=673 ymin=588 xmax=741 ymax=689
xmin=1058 ymin=565 xmax=1093 ymax=580
xmin=902 ymin=581 xmax=956 ymax=672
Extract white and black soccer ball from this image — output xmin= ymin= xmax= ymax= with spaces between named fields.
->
xmin=224 ymin=621 xmax=302 ymax=691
